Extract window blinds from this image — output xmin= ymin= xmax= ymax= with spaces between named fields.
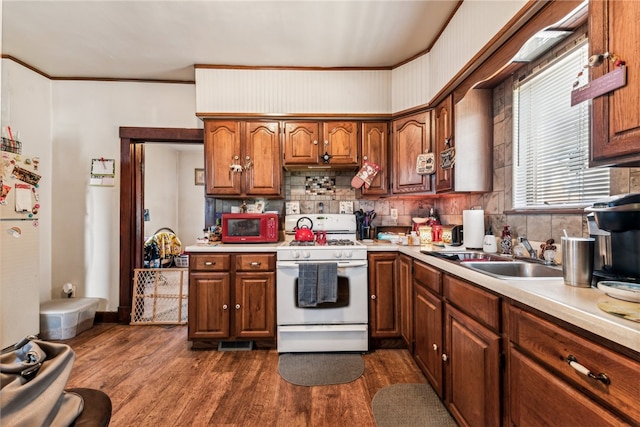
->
xmin=513 ymin=42 xmax=609 ymax=208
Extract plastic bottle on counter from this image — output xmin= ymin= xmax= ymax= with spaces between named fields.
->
xmin=501 ymin=225 xmax=513 ymax=255
xmin=483 ymin=227 xmax=498 ymax=253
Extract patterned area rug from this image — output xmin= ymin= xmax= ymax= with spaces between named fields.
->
xmin=278 ymin=353 xmax=365 ymax=386
xmin=372 ymin=383 xmax=457 ymax=426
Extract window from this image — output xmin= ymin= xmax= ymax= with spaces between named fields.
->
xmin=513 ymin=41 xmax=609 ymax=208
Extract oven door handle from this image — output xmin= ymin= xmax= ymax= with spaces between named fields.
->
xmin=277 ymin=261 xmax=368 ymax=268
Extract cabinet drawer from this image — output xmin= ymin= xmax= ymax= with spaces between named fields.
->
xmin=414 ymin=261 xmax=441 ymax=294
xmin=443 ymin=275 xmax=500 ymax=331
xmin=510 ymin=306 xmax=640 ymax=423
xmin=190 ymin=254 xmax=230 ymax=271
xmin=235 ymin=254 xmax=275 ymax=271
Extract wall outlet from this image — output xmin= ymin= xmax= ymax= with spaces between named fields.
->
xmin=390 ymin=208 xmax=398 ymax=220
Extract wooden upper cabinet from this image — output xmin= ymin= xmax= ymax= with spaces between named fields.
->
xmin=283 ymin=121 xmax=358 ymax=168
xmin=243 ymin=122 xmax=281 ymax=196
xmin=360 ymin=122 xmax=388 ymax=196
xmin=205 ymin=120 xmax=282 ymax=198
xmin=205 ymin=120 xmax=242 ymax=196
xmin=590 ymin=0 xmax=640 ymax=166
xmin=283 ymin=122 xmax=320 ymax=165
xmin=392 ymin=111 xmax=432 ymax=194
xmin=434 ymin=95 xmax=454 ymax=193
xmin=322 ymin=121 xmax=359 ymax=166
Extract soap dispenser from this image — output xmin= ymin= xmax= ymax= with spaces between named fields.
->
xmin=483 ymin=227 xmax=498 ymax=253
xmin=501 ymin=225 xmax=513 ymax=255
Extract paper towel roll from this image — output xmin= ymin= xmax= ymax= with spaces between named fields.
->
xmin=463 ymin=210 xmax=485 ymax=249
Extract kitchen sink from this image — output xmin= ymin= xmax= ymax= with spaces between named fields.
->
xmin=462 ymin=261 xmax=563 ymax=280
xmin=424 ymin=251 xmax=512 ymax=262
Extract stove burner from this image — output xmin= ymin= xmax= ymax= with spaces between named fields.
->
xmin=289 ymin=240 xmax=315 ymax=246
xmin=327 ymin=239 xmax=355 ymax=246
xmin=288 ymin=239 xmax=356 ymax=247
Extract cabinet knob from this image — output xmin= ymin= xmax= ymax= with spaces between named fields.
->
xmin=442 ymin=354 xmax=448 ymax=362
xmin=363 ymin=155 xmax=368 ymax=161
xmin=433 ymin=344 xmax=438 ymax=351
xmin=235 ymin=304 xmax=241 ymax=310
xmin=249 ymin=261 xmax=262 ymax=267
xmin=204 ymin=261 xmax=216 ymax=266
xmin=324 ymin=140 xmax=329 ymax=146
xmin=313 ymin=140 xmax=318 ymax=145
xmin=222 ymin=304 xmax=228 ymax=310
xmin=370 ymin=295 xmax=377 ymax=300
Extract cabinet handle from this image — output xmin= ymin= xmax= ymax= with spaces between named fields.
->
xmin=235 ymin=304 xmax=241 ymax=310
xmin=222 ymin=304 xmax=228 ymax=310
xmin=324 ymin=140 xmax=329 ymax=146
xmin=249 ymin=261 xmax=262 ymax=267
xmin=204 ymin=261 xmax=216 ymax=266
xmin=432 ymin=344 xmax=438 ymax=351
xmin=442 ymin=354 xmax=448 ymax=362
xmin=313 ymin=140 xmax=318 ymax=145
xmin=363 ymin=155 xmax=368 ymax=161
xmin=566 ymin=355 xmax=610 ymax=385
xmin=370 ymin=295 xmax=376 ymax=300
xmin=244 ymin=156 xmax=252 ymax=170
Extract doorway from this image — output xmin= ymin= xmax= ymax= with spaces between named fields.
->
xmin=118 ymin=127 xmax=204 ymax=323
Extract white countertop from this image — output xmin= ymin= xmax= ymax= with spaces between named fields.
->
xmin=185 ymin=240 xmax=640 ymax=354
xmin=185 ymin=242 xmax=283 ymax=253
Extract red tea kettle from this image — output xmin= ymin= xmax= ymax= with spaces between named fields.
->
xmin=294 ymin=217 xmax=315 ymax=241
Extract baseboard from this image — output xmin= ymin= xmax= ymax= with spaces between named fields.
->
xmin=95 ymin=311 xmax=119 ymax=323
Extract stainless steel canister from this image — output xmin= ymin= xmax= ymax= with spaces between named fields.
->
xmin=561 ymin=237 xmax=595 ymax=287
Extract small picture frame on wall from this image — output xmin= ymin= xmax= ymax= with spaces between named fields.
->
xmin=194 ymin=168 xmax=205 ymax=186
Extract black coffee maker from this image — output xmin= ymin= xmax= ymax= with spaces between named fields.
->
xmin=586 ymin=193 xmax=640 ymax=283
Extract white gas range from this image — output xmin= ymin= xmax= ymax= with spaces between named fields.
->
xmin=276 ymin=214 xmax=369 ymax=353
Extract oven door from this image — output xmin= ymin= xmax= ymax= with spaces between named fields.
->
xmin=276 ymin=260 xmax=368 ymax=325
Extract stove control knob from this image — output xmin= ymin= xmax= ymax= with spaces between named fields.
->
xmin=292 ymin=251 xmax=300 ymax=259
xmin=301 ymin=250 xmax=310 ymax=259
xmin=343 ymin=250 xmax=353 ymax=258
xmin=334 ymin=250 xmax=343 ymax=258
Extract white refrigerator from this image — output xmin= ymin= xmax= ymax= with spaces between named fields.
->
xmin=1 ymin=148 xmax=41 ymax=348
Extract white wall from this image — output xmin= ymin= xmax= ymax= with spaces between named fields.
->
xmin=177 ymin=149 xmax=205 ymax=245
xmin=0 ymin=60 xmax=53 ymax=303
xmin=144 ymin=144 xmax=204 ymax=246
xmin=50 ymin=81 xmax=200 ymax=310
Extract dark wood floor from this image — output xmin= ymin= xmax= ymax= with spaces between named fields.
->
xmin=61 ymin=324 xmax=427 ymax=426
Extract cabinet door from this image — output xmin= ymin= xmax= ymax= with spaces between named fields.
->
xmin=234 ymin=272 xmax=275 ymax=338
xmin=509 ymin=347 xmax=627 ymax=427
xmin=360 ymin=122 xmax=389 ymax=196
xmin=392 ymin=112 xmax=432 ymax=194
xmin=322 ymin=121 xmax=359 ymax=165
xmin=368 ymin=252 xmax=399 ymax=338
xmin=244 ymin=121 xmax=281 ymax=196
xmin=414 ymin=282 xmax=443 ymax=398
xmin=188 ymin=271 xmax=231 ymax=340
xmin=444 ymin=304 xmax=501 ymax=427
xmin=283 ymin=122 xmax=320 ymax=165
xmin=398 ymin=254 xmax=413 ymax=350
xmin=434 ymin=95 xmax=454 ymax=192
xmin=590 ymin=0 xmax=640 ymax=166
xmin=204 ymin=120 xmax=242 ymax=196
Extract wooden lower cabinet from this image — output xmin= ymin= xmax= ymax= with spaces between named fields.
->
xmin=398 ymin=254 xmax=413 ymax=349
xmin=509 ymin=347 xmax=628 ymax=426
xmin=508 ymin=305 xmax=640 ymax=425
xmin=188 ymin=253 xmax=275 ymax=342
xmin=368 ymin=252 xmax=399 ymax=338
xmin=444 ymin=304 xmax=501 ymax=427
xmin=414 ymin=278 xmax=443 ymax=397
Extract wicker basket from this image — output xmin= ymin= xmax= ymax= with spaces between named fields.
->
xmin=130 ymin=268 xmax=188 ymax=325
xmin=174 ymin=255 xmax=189 ymax=268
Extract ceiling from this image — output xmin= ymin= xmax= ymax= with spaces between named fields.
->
xmin=1 ymin=1 xmax=460 ymax=82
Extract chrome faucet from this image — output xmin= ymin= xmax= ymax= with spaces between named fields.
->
xmin=518 ymin=236 xmax=537 ymax=258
